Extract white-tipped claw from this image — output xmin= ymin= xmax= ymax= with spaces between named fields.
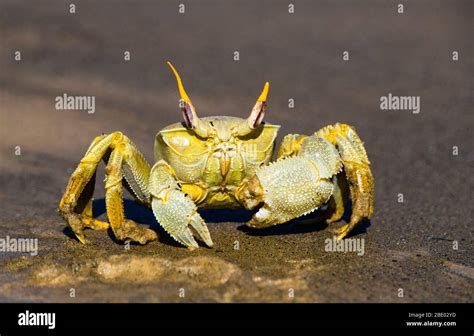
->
xmin=151 ymin=190 xmax=213 ymax=250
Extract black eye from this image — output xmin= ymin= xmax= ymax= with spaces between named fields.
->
xmin=209 ymin=121 xmax=214 ymax=127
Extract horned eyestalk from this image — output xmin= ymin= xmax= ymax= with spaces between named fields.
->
xmin=233 ymin=82 xmax=270 ymax=137
xmin=166 ymin=61 xmax=212 ymax=138
xmin=167 ymin=61 xmax=191 ymax=103
xmin=257 ymin=81 xmax=270 ymax=102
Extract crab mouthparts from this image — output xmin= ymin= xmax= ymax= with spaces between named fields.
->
xmin=219 ymin=154 xmax=231 ymax=177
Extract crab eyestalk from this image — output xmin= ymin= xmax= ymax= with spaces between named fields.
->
xmin=233 ymin=82 xmax=270 ymax=137
xmin=166 ymin=61 xmax=213 ymax=138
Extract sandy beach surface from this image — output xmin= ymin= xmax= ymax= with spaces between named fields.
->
xmin=0 ymin=0 xmax=472 ymax=302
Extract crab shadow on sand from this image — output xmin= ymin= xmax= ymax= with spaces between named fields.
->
xmin=236 ymin=204 xmax=371 ymax=238
xmin=62 ymin=198 xmax=371 ymax=247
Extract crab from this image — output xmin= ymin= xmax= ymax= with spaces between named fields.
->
xmin=58 ymin=62 xmax=374 ymax=250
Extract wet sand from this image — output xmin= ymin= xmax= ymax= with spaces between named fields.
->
xmin=0 ymin=0 xmax=472 ymax=302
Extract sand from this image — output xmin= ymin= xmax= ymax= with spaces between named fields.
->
xmin=0 ymin=0 xmax=472 ymax=302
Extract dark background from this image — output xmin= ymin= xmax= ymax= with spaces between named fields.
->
xmin=0 ymin=0 xmax=472 ymax=302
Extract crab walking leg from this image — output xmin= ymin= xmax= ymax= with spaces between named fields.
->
xmin=149 ymin=161 xmax=213 ymax=250
xmin=315 ymin=123 xmax=374 ymax=239
xmin=324 ymin=174 xmax=350 ymax=224
xmin=59 ymin=132 xmax=155 ymax=243
xmin=103 ymin=144 xmax=157 ymax=244
xmin=237 ymin=136 xmax=341 ymax=227
xmin=59 ymin=134 xmax=116 ymax=243
xmin=276 ymin=133 xmax=308 ymax=159
xmin=67 ymin=135 xmax=111 ymax=230
xmin=75 ymin=172 xmax=110 ymax=231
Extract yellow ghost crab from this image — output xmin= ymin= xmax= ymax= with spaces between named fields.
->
xmin=58 ymin=62 xmax=374 ymax=250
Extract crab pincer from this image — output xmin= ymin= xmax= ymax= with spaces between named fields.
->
xmin=152 ymin=190 xmax=213 ymax=250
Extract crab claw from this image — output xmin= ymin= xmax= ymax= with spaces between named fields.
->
xmin=248 ymin=206 xmax=278 ymax=228
xmin=151 ymin=190 xmax=213 ymax=250
xmin=236 ymin=175 xmax=282 ymax=228
xmin=239 ymin=156 xmax=334 ymax=229
xmin=235 ymin=175 xmax=265 ymax=210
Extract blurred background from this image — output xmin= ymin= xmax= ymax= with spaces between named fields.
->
xmin=0 ymin=0 xmax=472 ymax=302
